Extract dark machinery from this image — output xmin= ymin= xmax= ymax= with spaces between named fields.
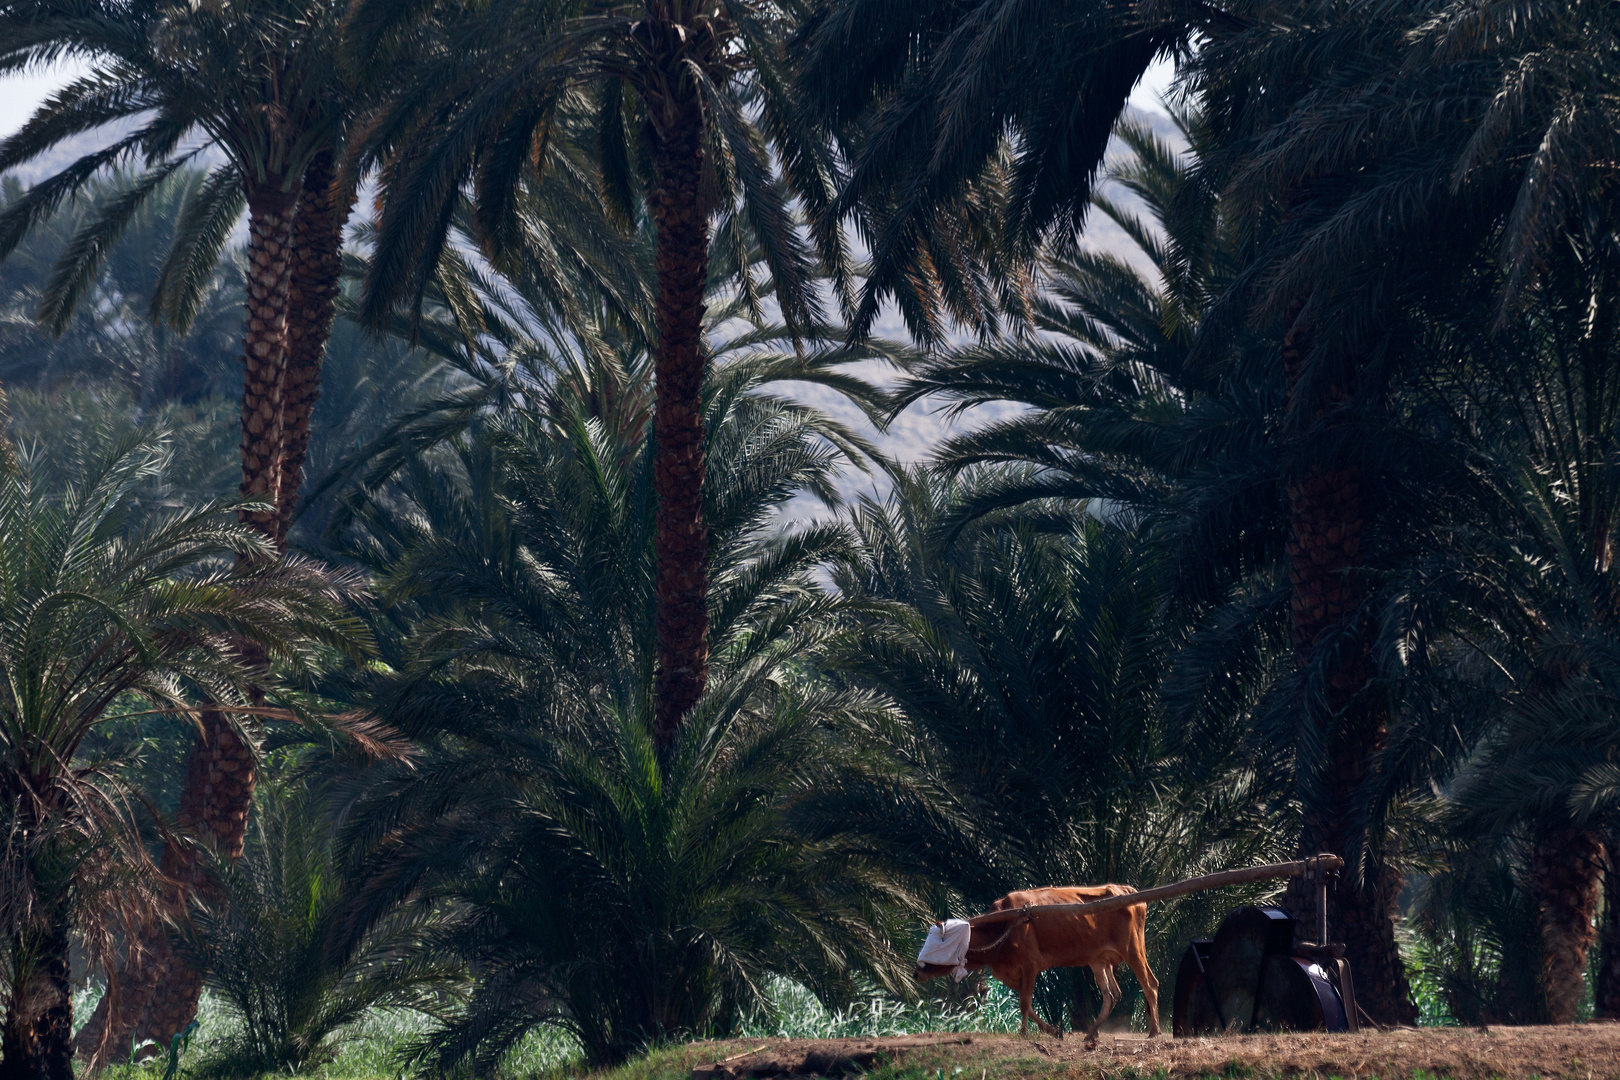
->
xmin=1172 ymin=860 xmax=1360 ymax=1035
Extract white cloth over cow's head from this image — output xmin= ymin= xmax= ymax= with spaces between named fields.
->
xmin=916 ymin=919 xmax=973 ymax=982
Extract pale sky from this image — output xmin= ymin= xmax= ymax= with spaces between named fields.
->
xmin=0 ymin=61 xmax=88 ymax=136
xmin=1129 ymin=56 xmax=1177 ymax=115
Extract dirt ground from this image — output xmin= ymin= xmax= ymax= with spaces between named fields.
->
xmin=682 ymin=1025 xmax=1620 ymax=1079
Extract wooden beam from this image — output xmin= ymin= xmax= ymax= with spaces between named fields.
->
xmin=965 ymin=854 xmax=1344 ymax=926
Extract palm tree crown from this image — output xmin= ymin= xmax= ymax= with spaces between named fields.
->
xmin=320 ymin=318 xmax=915 ymax=1065
xmin=349 ymin=0 xmax=855 ymax=746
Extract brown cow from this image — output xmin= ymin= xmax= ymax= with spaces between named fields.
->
xmin=915 ymin=885 xmax=1160 ymax=1042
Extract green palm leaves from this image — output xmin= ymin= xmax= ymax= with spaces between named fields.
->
xmin=0 ymin=432 xmax=368 ymax=1077
xmin=325 ymin=346 xmax=916 ymax=1065
xmin=185 ymin=779 xmax=462 ymax=1077
xmin=828 ymin=474 xmax=1284 ymax=965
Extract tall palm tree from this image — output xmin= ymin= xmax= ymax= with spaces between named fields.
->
xmin=1387 ymin=237 xmax=1620 ymax=1023
xmin=319 ymin=323 xmax=915 ymax=1065
xmin=0 ymin=0 xmax=359 ymax=539
xmin=348 ymin=0 xmax=852 ymax=746
xmin=0 ymin=0 xmax=423 ymax=1042
xmin=0 ymin=431 xmax=369 ymax=1080
xmin=1181 ymin=0 xmax=1620 ymax=1022
xmin=887 ymin=101 xmax=1461 ymax=1020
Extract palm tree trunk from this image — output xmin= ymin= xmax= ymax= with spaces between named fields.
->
xmin=1530 ymin=822 xmax=1603 ymax=1023
xmin=136 ymin=184 xmax=298 ymax=1043
xmin=649 ymin=96 xmax=710 ymax=748
xmin=37 ymin=912 xmax=72 ymax=1080
xmin=1 ymin=993 xmax=35 ymax=1080
xmin=1596 ymin=834 xmax=1620 ymax=1017
xmin=136 ymin=704 xmax=259 ymax=1046
xmin=275 ymin=150 xmax=353 ymax=546
xmin=236 ymin=187 xmax=299 ymax=537
xmin=1279 ymin=315 xmax=1418 ymax=1026
xmin=78 ymin=708 xmax=260 ymax=1065
xmin=71 ymin=937 xmax=160 ymax=1068
xmin=77 ymin=190 xmax=298 ymax=1069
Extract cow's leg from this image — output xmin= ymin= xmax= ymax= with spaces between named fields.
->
xmin=1041 ymin=979 xmax=1066 ymax=1040
xmin=1124 ymin=935 xmax=1161 ymax=1037
xmin=1087 ymin=964 xmax=1121 ymax=1044
xmin=1013 ymin=968 xmax=1062 ymax=1038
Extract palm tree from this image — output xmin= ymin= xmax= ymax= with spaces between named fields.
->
xmin=0 ymin=0 xmax=358 ymax=539
xmin=348 ymin=0 xmax=853 ymax=746
xmin=319 ymin=324 xmax=915 ymax=1065
xmin=0 ymin=431 xmax=369 ymax=1080
xmin=1384 ymin=238 xmax=1620 ymax=1023
xmin=0 ymin=172 xmax=241 ymax=406
xmin=180 ymin=777 xmax=460 ymax=1077
xmin=824 ymin=470 xmax=1288 ymax=1032
xmin=885 ymin=102 xmax=1462 ymax=1021
xmin=792 ymin=0 xmax=1205 ymax=341
xmin=0 ymin=0 xmax=424 ymax=1040
xmin=1204 ymin=0 xmax=1620 ymax=1004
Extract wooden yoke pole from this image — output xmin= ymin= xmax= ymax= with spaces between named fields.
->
xmin=965 ymin=854 xmax=1344 ymax=926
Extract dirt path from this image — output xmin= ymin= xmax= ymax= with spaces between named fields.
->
xmin=679 ymin=1025 xmax=1620 ymax=1079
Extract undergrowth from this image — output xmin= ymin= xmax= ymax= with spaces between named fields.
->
xmin=87 ymin=997 xmax=579 ymax=1080
xmin=71 ymin=932 xmax=1493 ymax=1080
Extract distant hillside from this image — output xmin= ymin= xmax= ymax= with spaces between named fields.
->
xmin=6 ymin=121 xmax=137 ymax=186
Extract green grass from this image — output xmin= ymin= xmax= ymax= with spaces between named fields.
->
xmin=84 ymin=996 xmax=580 ymax=1080
xmin=78 ymin=978 xmax=1019 ymax=1080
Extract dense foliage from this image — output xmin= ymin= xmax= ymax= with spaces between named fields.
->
xmin=0 ymin=0 xmax=1618 ymax=1075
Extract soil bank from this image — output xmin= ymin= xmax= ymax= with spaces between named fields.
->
xmin=617 ymin=1025 xmax=1620 ymax=1080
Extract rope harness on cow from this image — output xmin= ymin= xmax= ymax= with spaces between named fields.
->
xmin=962 ymin=905 xmax=1032 ymax=960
